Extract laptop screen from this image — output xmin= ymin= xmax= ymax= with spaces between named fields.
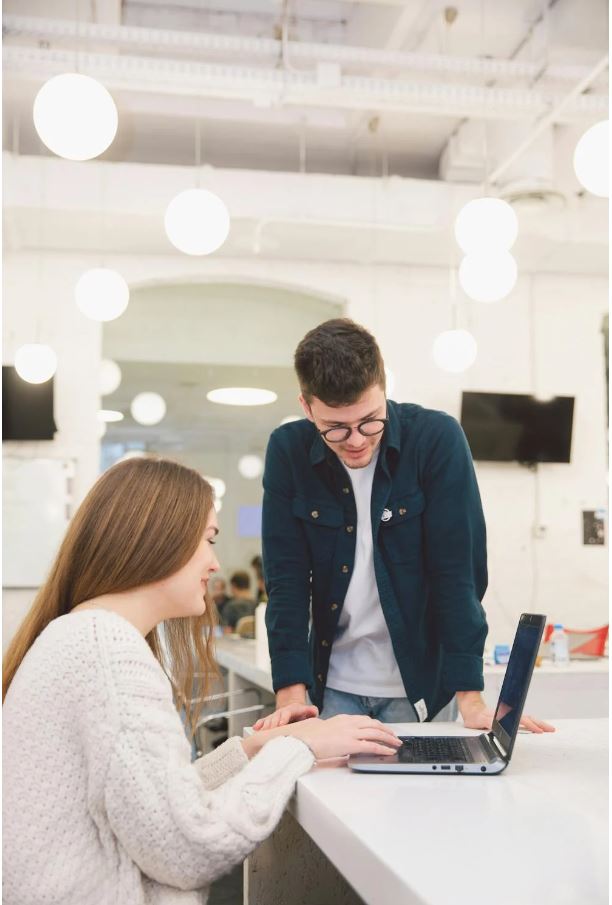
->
xmin=491 ymin=614 xmax=545 ymax=758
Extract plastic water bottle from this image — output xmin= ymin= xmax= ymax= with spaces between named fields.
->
xmin=550 ymin=624 xmax=570 ymax=667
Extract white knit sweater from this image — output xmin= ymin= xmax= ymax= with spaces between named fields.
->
xmin=2 ymin=610 xmax=314 ymax=905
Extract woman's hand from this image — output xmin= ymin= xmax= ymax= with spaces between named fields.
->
xmin=283 ymin=715 xmax=402 ymax=761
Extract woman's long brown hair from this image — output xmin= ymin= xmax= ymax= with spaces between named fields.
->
xmin=2 ymin=457 xmax=219 ymax=736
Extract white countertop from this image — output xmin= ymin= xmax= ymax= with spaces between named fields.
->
xmin=290 ymin=719 xmax=608 ymax=905
xmin=214 ymin=635 xmax=609 ymax=693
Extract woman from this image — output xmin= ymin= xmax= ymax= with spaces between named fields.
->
xmin=3 ymin=457 xmax=400 ymax=904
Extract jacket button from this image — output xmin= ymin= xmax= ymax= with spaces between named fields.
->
xmin=346 ymin=525 xmax=354 ymax=533
xmin=399 ymin=507 xmax=407 ymax=516
xmin=321 ymin=639 xmax=329 ymax=647
xmin=311 ymin=510 xmax=319 ymax=519
xmin=341 ymin=564 xmax=349 ymax=573
xmin=342 ymin=486 xmax=350 ymax=494
xmin=330 ymin=603 xmax=338 ymax=611
xmin=317 ymin=673 xmax=324 ymax=682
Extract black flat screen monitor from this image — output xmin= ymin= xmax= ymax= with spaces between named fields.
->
xmin=460 ymin=391 xmax=574 ymax=464
xmin=2 ymin=365 xmax=57 ymax=441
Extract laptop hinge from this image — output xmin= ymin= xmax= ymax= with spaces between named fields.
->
xmin=486 ymin=732 xmax=508 ymax=762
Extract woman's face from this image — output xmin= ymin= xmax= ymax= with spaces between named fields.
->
xmin=157 ymin=507 xmax=220 ymax=619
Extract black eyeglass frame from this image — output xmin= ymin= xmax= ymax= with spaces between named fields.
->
xmin=318 ymin=417 xmax=389 ymax=443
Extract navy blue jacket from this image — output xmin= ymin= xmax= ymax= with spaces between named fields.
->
xmin=262 ymin=401 xmax=488 ymax=719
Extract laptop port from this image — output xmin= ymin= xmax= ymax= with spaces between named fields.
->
xmin=455 ymin=765 xmax=464 ymax=772
xmin=441 ymin=765 xmax=451 ymax=771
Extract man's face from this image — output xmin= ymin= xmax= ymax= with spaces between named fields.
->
xmin=299 ymin=383 xmax=386 ymax=469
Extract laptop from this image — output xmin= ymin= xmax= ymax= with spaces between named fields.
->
xmin=349 ymin=612 xmax=545 ymax=775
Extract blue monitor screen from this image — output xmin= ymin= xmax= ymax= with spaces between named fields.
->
xmin=238 ymin=505 xmax=262 ymax=538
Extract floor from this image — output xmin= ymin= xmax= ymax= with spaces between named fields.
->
xmin=208 ymin=864 xmax=243 ymax=905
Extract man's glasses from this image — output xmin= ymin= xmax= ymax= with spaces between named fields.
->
xmin=319 ymin=418 xmax=388 ymax=444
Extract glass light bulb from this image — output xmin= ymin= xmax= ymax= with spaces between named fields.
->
xmin=75 ymin=269 xmax=129 ymax=322
xmin=459 ymin=251 xmax=517 ymax=303
xmin=454 ymin=197 xmax=518 ymax=254
xmin=238 ymin=455 xmax=263 ymax=479
xmin=573 ymin=120 xmax=609 ymax=198
xmin=14 ymin=343 xmax=57 ymax=384
xmin=33 ymin=73 xmax=118 ymax=161
xmin=432 ymin=330 xmax=478 ymax=373
xmin=164 ymin=189 xmax=230 ymax=255
xmin=130 ymin=392 xmax=167 ymax=426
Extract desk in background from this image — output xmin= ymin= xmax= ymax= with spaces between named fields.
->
xmin=214 ymin=636 xmax=609 ymax=736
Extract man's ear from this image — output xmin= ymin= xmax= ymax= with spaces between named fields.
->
xmin=298 ymin=394 xmax=314 ymax=422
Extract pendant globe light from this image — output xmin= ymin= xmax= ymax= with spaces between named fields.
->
xmin=165 ymin=118 xmax=230 ymax=255
xmin=238 ymin=455 xmax=263 ymax=479
xmin=130 ymin=392 xmax=167 ymax=426
xmin=164 ymin=188 xmax=230 ymax=256
xmin=75 ymin=269 xmax=129 ymax=322
xmin=573 ymin=120 xmax=609 ymax=198
xmin=459 ymin=251 xmax=517 ymax=303
xmin=432 ymin=330 xmax=477 ymax=373
xmin=99 ymin=359 xmax=122 ymax=395
xmin=454 ymin=197 xmax=518 ymax=254
xmin=203 ymin=476 xmax=227 ymax=500
xmin=33 ymin=73 xmax=118 ymax=161
xmin=14 ymin=343 xmax=57 ymax=384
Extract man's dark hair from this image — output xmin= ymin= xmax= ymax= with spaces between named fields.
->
xmin=230 ymin=570 xmax=251 ymax=591
xmin=250 ymin=555 xmax=263 ymax=579
xmin=294 ymin=318 xmax=386 ymax=405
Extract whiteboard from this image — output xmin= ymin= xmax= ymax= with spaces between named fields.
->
xmin=2 ymin=457 xmax=74 ymax=588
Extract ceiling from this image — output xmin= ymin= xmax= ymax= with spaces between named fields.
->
xmin=3 ymin=0 xmax=608 ymax=181
xmin=3 ymin=0 xmax=609 ymax=466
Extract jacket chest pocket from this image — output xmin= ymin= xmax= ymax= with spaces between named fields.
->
xmin=379 ymin=490 xmax=426 ymax=564
xmin=292 ymin=497 xmax=344 ymax=562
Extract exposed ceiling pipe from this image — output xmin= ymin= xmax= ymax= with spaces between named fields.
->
xmin=489 ymin=54 xmax=609 ymax=185
xmin=3 ymin=46 xmax=606 ymax=121
xmin=2 ymin=14 xmax=604 ymax=84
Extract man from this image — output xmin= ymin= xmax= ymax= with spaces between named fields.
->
xmin=250 ymin=554 xmax=267 ymax=603
xmin=221 ymin=571 xmax=257 ymax=632
xmin=255 ymin=318 xmax=553 ymax=734
xmin=211 ymin=577 xmax=230 ymax=615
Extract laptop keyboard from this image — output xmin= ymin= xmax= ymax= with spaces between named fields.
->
xmin=398 ymin=736 xmax=474 ymax=764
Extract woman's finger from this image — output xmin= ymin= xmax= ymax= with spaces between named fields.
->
xmin=356 ymin=729 xmax=402 ymax=747
xmin=358 ymin=741 xmax=400 ymax=757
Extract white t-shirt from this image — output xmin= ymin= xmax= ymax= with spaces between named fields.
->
xmin=326 ymin=450 xmax=406 ymax=697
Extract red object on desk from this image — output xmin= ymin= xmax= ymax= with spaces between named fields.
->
xmin=543 ymin=624 xmax=609 ymax=658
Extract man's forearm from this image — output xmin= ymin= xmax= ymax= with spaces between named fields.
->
xmin=276 ymin=683 xmax=307 ymax=708
xmin=456 ymin=690 xmax=486 ymax=714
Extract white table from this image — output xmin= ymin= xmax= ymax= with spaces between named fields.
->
xmin=246 ymin=719 xmax=608 ymax=905
xmin=214 ymin=636 xmax=609 ymax=723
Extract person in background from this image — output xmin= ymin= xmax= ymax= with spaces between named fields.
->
xmin=255 ymin=318 xmax=554 ymax=736
xmin=250 ymin=554 xmax=267 ymax=603
xmin=210 ymin=576 xmax=230 ymax=623
xmin=2 ymin=458 xmax=401 ymax=905
xmin=221 ymin=570 xmax=257 ymax=632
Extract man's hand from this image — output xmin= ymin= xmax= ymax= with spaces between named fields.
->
xmin=457 ymin=690 xmax=555 ymax=734
xmin=253 ymin=683 xmax=318 ymax=730
xmin=253 ymin=702 xmax=319 ymax=731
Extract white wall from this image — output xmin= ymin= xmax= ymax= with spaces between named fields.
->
xmin=3 ymin=158 xmax=608 ymax=653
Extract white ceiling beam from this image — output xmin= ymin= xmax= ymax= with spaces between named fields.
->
xmin=3 ymin=46 xmax=606 ymax=122
xmin=3 ymin=14 xmax=605 ymax=84
xmin=489 ymin=54 xmax=609 ymax=184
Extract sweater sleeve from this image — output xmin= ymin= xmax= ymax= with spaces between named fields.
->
xmin=193 ymin=736 xmax=248 ymax=790
xmin=101 ymin=628 xmax=314 ymax=891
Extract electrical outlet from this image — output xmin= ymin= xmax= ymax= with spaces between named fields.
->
xmin=532 ymin=524 xmax=547 ymax=539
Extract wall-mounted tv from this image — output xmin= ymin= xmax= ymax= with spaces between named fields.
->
xmin=2 ymin=365 xmax=57 ymax=441
xmin=460 ymin=391 xmax=574 ymax=464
